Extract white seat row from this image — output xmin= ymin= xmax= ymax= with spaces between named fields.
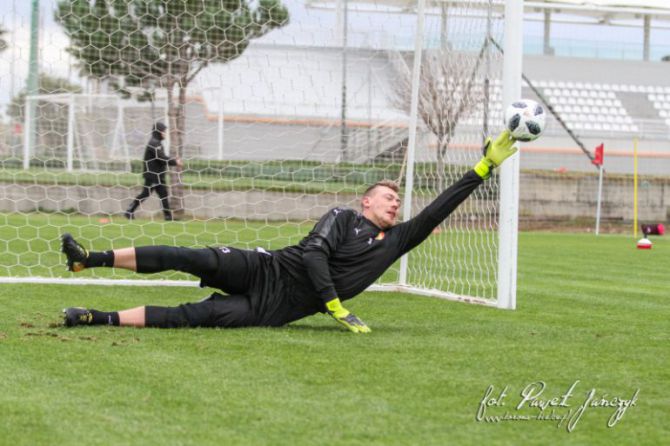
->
xmin=544 ymin=88 xmax=616 ymax=99
xmin=563 ymin=113 xmax=632 ymax=124
xmin=653 ymin=101 xmax=670 ymax=110
xmin=647 ymin=94 xmax=670 ymax=102
xmin=548 ymin=95 xmax=621 ymax=108
xmin=535 ymin=80 xmax=670 ymax=94
xmin=536 ymin=81 xmax=607 ymax=90
xmin=552 ymin=104 xmax=627 ymax=116
xmin=565 ymin=121 xmax=638 ymax=132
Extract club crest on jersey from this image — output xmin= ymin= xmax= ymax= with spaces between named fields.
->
xmin=375 ymin=231 xmax=385 ymax=241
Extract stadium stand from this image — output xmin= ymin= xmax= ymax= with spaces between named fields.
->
xmin=71 ymin=49 xmax=668 ymax=175
xmin=196 ymin=50 xmax=664 ymax=165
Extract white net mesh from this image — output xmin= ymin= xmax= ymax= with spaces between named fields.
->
xmin=0 ymin=0 xmax=509 ymax=305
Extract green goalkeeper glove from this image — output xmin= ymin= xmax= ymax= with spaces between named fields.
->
xmin=473 ymin=130 xmax=518 ymax=179
xmin=325 ymin=298 xmax=371 ymax=334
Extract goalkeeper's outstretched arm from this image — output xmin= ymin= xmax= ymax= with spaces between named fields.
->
xmin=392 ymin=130 xmax=518 ymax=254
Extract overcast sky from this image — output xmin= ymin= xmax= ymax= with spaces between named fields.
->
xmin=1 ymin=0 xmax=669 ymax=119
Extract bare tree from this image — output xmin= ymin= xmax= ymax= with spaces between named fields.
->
xmin=391 ymin=48 xmax=485 ymax=189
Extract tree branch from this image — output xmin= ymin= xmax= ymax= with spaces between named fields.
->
xmin=186 ymin=61 xmax=208 ymax=85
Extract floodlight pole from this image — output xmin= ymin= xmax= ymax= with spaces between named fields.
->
xmin=398 ymin=0 xmax=426 ymax=286
xmin=482 ymin=0 xmax=493 ymax=138
xmin=66 ymin=94 xmax=75 ymax=172
xmin=23 ymin=0 xmax=40 ymax=170
xmin=643 ymin=15 xmax=650 ymax=61
xmin=218 ymin=89 xmax=225 ymax=161
xmin=339 ymin=0 xmax=349 ymax=160
xmin=22 ymin=96 xmax=32 ymax=170
xmin=9 ymin=0 xmax=16 ymax=99
xmin=497 ymin=0 xmax=523 ymax=310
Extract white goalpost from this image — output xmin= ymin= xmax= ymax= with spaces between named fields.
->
xmin=498 ymin=0 xmax=522 ymax=309
xmin=23 ymin=93 xmax=131 ymax=172
xmin=3 ymin=0 xmax=522 ymax=310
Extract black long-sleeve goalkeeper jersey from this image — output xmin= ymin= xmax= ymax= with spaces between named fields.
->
xmin=274 ymin=170 xmax=484 ymax=306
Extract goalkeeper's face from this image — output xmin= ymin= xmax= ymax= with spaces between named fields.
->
xmin=362 ymin=186 xmax=401 ymax=229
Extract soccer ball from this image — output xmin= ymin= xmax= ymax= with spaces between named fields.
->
xmin=504 ymin=99 xmax=546 ymax=142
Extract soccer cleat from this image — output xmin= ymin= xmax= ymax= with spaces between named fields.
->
xmin=61 ymin=233 xmax=89 ymax=272
xmin=63 ymin=307 xmax=92 ymax=327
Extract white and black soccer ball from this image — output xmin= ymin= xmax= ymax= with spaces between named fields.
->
xmin=504 ymin=99 xmax=546 ymax=142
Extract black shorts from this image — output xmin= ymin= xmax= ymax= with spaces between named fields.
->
xmin=157 ymin=247 xmax=320 ymax=328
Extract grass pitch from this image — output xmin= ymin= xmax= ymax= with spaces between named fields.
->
xmin=0 ymin=231 xmax=668 ymax=445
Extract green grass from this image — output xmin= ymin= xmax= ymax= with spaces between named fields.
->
xmin=0 ymin=230 xmax=668 ymax=445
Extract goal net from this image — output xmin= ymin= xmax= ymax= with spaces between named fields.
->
xmin=1 ymin=0 xmax=518 ymax=309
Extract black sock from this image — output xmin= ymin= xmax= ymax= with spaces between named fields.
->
xmin=89 ymin=309 xmax=120 ymax=326
xmin=84 ymin=251 xmax=115 ymax=268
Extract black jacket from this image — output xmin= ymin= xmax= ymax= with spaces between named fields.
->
xmin=142 ymin=127 xmax=177 ymax=185
xmin=275 ymin=170 xmax=484 ymax=306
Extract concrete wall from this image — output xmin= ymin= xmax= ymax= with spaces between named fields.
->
xmin=520 ymin=173 xmax=670 ymax=221
xmin=1 ymin=173 xmax=668 ymax=222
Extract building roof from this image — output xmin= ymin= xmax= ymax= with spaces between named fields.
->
xmin=307 ymin=0 xmax=670 ymax=21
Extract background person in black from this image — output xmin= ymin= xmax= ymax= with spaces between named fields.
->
xmin=125 ymin=122 xmax=182 ymax=221
xmin=61 ymin=131 xmax=517 ymax=333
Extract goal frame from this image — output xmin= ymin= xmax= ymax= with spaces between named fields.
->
xmin=22 ymin=93 xmax=131 ymax=172
xmin=7 ymin=1 xmax=522 ymax=311
xmin=400 ymin=0 xmax=521 ymax=310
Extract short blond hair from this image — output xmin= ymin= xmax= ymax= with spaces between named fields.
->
xmin=363 ymin=179 xmax=400 ymax=197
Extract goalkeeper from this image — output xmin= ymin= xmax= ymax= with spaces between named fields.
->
xmin=62 ymin=131 xmax=517 ymax=333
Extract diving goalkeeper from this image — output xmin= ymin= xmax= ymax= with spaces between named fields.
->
xmin=61 ymin=131 xmax=517 ymax=333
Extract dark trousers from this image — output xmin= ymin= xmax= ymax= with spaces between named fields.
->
xmin=127 ymin=177 xmax=171 ymax=219
xmin=135 ymin=246 xmax=320 ymax=328
xmin=144 ymin=292 xmax=319 ymax=329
